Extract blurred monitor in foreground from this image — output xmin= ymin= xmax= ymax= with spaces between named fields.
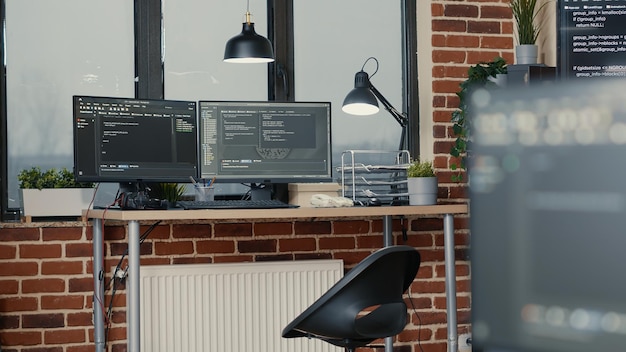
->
xmin=470 ymin=79 xmax=626 ymax=352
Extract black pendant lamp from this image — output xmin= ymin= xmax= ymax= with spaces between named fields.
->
xmin=224 ymin=1 xmax=274 ymax=64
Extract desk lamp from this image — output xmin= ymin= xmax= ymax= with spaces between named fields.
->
xmin=223 ymin=0 xmax=274 ymax=63
xmin=342 ymin=57 xmax=408 ymax=150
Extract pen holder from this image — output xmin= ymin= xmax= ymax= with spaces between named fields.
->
xmin=194 ymin=186 xmax=215 ymax=202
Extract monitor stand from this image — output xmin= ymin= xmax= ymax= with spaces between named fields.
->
xmin=118 ymin=181 xmax=145 ymax=194
xmin=250 ymin=183 xmax=273 ymax=201
xmin=117 ymin=182 xmax=167 ymax=209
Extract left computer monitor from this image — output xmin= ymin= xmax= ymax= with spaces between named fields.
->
xmin=73 ymin=96 xmax=199 ymax=184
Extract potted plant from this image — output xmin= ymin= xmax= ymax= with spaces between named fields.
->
xmin=18 ymin=167 xmax=94 ymax=219
xmin=150 ymin=183 xmax=186 ymax=208
xmin=406 ymin=160 xmax=437 ymax=205
xmin=451 ymin=57 xmax=507 ymax=182
xmin=509 ymin=0 xmax=548 ymax=64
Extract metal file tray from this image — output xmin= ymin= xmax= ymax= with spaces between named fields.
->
xmin=337 ymin=150 xmax=411 ymax=205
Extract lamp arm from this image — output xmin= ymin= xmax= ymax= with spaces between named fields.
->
xmin=368 ymin=84 xmax=409 ymax=128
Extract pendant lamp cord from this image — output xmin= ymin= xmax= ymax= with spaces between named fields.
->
xmin=245 ymin=0 xmax=251 ymax=23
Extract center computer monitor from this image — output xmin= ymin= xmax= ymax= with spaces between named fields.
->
xmin=198 ymin=101 xmax=332 ymax=199
xmin=73 ymin=96 xmax=199 ymax=185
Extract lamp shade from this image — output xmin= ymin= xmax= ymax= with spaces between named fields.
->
xmin=342 ymin=71 xmax=380 ymax=115
xmin=224 ymin=22 xmax=274 ymax=63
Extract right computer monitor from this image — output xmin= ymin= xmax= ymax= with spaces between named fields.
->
xmin=197 ymin=101 xmax=332 ymax=198
xmin=557 ymin=0 xmax=626 ymax=80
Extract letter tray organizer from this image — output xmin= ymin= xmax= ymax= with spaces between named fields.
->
xmin=338 ymin=150 xmax=411 ymax=206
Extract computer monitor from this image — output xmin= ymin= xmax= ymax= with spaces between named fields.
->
xmin=557 ymin=0 xmax=626 ymax=80
xmin=73 ymin=96 xmax=199 ymax=185
xmin=197 ymin=101 xmax=332 ymax=200
xmin=470 ymin=79 xmax=626 ymax=352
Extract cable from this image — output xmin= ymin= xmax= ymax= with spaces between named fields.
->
xmin=361 ymin=56 xmax=379 ymax=78
xmin=105 ymin=220 xmax=162 ymax=292
xmin=408 ymin=292 xmax=425 ymax=352
xmin=401 ymin=216 xmax=408 ymax=242
xmin=103 ymin=220 xmax=162 ymax=348
xmin=83 ymin=183 xmax=101 ymax=220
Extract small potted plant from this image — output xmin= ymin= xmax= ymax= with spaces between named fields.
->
xmin=18 ymin=167 xmax=94 ymax=220
xmin=150 ymin=183 xmax=186 ymax=208
xmin=406 ymin=160 xmax=437 ymax=205
xmin=509 ymin=0 xmax=548 ymax=64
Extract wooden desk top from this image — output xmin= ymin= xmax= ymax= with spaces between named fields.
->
xmin=84 ymin=203 xmax=468 ymax=221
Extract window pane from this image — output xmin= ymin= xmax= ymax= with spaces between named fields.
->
xmin=293 ymin=0 xmax=404 ymax=170
xmin=162 ymin=0 xmax=269 ymax=195
xmin=162 ymin=0 xmax=269 ymax=102
xmin=5 ymin=0 xmax=135 ymax=208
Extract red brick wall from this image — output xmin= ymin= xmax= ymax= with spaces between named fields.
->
xmin=432 ymin=0 xmax=514 ymax=199
xmin=0 ymin=214 xmax=469 ymax=352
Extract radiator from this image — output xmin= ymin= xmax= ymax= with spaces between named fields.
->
xmin=139 ymin=260 xmax=344 ymax=352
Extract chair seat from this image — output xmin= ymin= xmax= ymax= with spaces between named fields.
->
xmin=282 ymin=245 xmax=420 ymax=350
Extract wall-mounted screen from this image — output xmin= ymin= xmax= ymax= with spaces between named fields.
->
xmin=198 ymin=101 xmax=332 ymax=185
xmin=73 ymin=96 xmax=198 ymax=183
xmin=558 ymin=0 xmax=626 ymax=80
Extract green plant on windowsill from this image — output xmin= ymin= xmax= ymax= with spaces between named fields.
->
xmin=450 ymin=57 xmax=507 ymax=182
xmin=18 ymin=167 xmax=94 ymax=189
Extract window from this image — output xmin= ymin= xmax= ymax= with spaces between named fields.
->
xmin=0 ymin=0 xmax=417 ymax=218
xmin=292 ymin=0 xmax=408 ymax=164
xmin=2 ymin=0 xmax=134 ymax=215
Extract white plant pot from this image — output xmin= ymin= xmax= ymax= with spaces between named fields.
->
xmin=407 ymin=177 xmax=438 ymax=206
xmin=515 ymin=44 xmax=538 ymax=65
xmin=20 ymin=188 xmax=95 ymax=218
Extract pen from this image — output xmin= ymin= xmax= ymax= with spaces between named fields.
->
xmin=189 ymin=176 xmax=200 ymax=188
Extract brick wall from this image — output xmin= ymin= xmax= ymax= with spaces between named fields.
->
xmin=431 ymin=0 xmax=514 ymax=198
xmin=0 ymin=215 xmax=469 ymax=352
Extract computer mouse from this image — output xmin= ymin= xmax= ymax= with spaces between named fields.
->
xmin=367 ymin=198 xmax=382 ymax=206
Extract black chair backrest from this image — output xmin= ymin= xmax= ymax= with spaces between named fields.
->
xmin=282 ymin=245 xmax=420 ymax=350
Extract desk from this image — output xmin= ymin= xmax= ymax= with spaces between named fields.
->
xmin=87 ymin=204 xmax=468 ymax=352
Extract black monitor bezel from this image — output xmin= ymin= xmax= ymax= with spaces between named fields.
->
xmin=72 ymin=95 xmax=200 ymax=184
xmin=556 ymin=0 xmax=626 ymax=81
xmin=197 ymin=100 xmax=333 ymax=184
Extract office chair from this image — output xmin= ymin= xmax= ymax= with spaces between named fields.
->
xmin=282 ymin=245 xmax=420 ymax=352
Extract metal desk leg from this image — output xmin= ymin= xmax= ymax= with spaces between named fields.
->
xmin=127 ymin=220 xmax=141 ymax=352
xmin=382 ymin=215 xmax=393 ymax=352
xmin=382 ymin=215 xmax=393 ymax=247
xmin=382 ymin=215 xmax=394 ymax=352
xmin=93 ymin=218 xmax=105 ymax=352
xmin=444 ymin=214 xmax=458 ymax=352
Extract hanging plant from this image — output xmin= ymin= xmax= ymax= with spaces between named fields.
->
xmin=450 ymin=57 xmax=507 ymax=182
